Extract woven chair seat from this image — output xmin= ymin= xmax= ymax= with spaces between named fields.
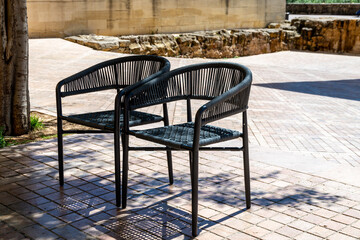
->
xmin=132 ymin=122 xmax=241 ymax=150
xmin=63 ymin=110 xmax=163 ymax=131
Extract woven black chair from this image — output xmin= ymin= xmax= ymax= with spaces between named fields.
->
xmin=56 ymin=55 xmax=172 ymax=207
xmin=122 ymin=62 xmax=252 ymax=236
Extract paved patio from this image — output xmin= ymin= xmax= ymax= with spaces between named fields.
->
xmin=0 ymin=39 xmax=360 ymax=239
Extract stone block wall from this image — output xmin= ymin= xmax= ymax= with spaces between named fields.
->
xmin=287 ymin=3 xmax=360 ymax=15
xmin=66 ymin=18 xmax=360 ymax=58
xmin=27 ymin=0 xmax=285 ymax=38
xmin=293 ymin=19 xmax=360 ymax=54
xmin=67 ymin=27 xmax=299 ymax=58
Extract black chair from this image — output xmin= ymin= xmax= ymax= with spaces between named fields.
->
xmin=56 ymin=55 xmax=172 ymax=207
xmin=121 ymin=62 xmax=252 ymax=236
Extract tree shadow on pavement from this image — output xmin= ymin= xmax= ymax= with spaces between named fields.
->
xmin=0 ymin=136 xmax=343 ymax=239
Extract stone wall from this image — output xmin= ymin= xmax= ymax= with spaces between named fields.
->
xmin=66 ymin=18 xmax=360 ymax=58
xmin=27 ymin=0 xmax=285 ymax=38
xmin=287 ymin=3 xmax=360 ymax=15
xmin=67 ymin=26 xmax=298 ymax=58
xmin=293 ymin=18 xmax=360 ymax=54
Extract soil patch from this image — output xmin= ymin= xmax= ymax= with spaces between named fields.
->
xmin=4 ymin=111 xmax=94 ymax=146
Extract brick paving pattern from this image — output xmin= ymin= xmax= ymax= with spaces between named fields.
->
xmin=0 ymin=39 xmax=359 ymax=239
xmin=1 ymin=135 xmax=360 ymax=239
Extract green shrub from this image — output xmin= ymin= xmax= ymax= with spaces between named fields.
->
xmin=30 ymin=114 xmax=44 ymax=131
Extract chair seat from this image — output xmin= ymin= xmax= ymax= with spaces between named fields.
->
xmin=131 ymin=122 xmax=241 ymax=150
xmin=63 ymin=110 xmax=163 ymax=131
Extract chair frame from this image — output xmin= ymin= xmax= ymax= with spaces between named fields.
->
xmin=56 ymin=55 xmax=172 ymax=207
xmin=121 ymin=62 xmax=252 ymax=236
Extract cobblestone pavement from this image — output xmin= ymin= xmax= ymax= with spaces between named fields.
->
xmin=0 ymin=39 xmax=359 ymax=239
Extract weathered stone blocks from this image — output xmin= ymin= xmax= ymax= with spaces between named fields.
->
xmin=292 ymin=18 xmax=360 ymax=54
xmin=66 ymin=18 xmax=360 ymax=58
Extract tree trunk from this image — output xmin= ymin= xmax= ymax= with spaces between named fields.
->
xmin=0 ymin=0 xmax=29 ymax=135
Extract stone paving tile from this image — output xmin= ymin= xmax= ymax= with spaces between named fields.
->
xmin=52 ymin=224 xmax=89 ymax=239
xmin=262 ymin=232 xmax=291 ymax=240
xmin=22 ymin=224 xmax=59 ymax=239
xmin=295 ymin=232 xmax=323 ymax=240
xmin=327 ymin=232 xmax=359 ymax=240
xmin=353 ymin=220 xmax=360 ymax=229
xmin=276 ymin=225 xmax=304 ymax=238
xmin=309 ymin=225 xmax=336 ymax=238
xmin=340 ymin=225 xmax=360 ymax=238
xmin=257 ymin=219 xmax=284 ymax=231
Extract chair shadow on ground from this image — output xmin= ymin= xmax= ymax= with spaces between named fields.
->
xmin=0 ymin=137 xmax=342 ymax=239
xmin=55 ymin=169 xmax=341 ymax=239
xmin=255 ymin=79 xmax=360 ymax=101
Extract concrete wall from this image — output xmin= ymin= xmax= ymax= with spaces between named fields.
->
xmin=287 ymin=3 xmax=360 ymax=15
xmin=28 ymin=0 xmax=286 ymax=38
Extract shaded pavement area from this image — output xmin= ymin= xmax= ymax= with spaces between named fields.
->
xmin=0 ymin=39 xmax=360 ymax=239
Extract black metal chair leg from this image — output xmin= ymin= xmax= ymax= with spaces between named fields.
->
xmin=243 ymin=111 xmax=251 ymax=209
xmin=166 ymin=150 xmax=174 ymax=185
xmin=57 ymin=118 xmax=64 ymax=186
xmin=114 ymin=130 xmax=121 ymax=207
xmin=191 ymin=149 xmax=199 ymax=237
xmin=189 ymin=151 xmax=193 ymax=176
xmin=163 ymin=103 xmax=174 ymax=185
xmin=122 ymin=133 xmax=129 ymax=209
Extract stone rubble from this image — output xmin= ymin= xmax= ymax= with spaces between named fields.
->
xmin=66 ymin=18 xmax=360 ymax=58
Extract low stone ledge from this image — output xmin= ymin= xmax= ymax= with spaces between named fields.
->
xmin=66 ymin=24 xmax=300 ymax=58
xmin=66 ymin=18 xmax=360 ymax=58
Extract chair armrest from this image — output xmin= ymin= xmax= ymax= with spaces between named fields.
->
xmin=192 ymin=72 xmax=251 ymax=149
xmin=195 ymin=71 xmax=252 ymax=126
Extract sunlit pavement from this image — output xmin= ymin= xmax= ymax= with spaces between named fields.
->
xmin=0 ymin=39 xmax=359 ymax=239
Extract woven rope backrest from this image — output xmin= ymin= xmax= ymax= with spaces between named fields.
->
xmin=201 ymin=79 xmax=251 ymax=124
xmin=62 ymin=63 xmax=116 ymax=95
xmin=117 ymin=60 xmax=162 ymax=87
xmin=59 ymin=56 xmax=165 ymax=97
xmin=129 ymin=63 xmax=252 ymax=123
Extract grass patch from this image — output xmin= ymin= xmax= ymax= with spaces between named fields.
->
xmin=30 ymin=114 xmax=44 ymax=131
xmin=0 ymin=111 xmax=94 ymax=148
xmin=40 ymin=134 xmax=58 ymax=140
xmin=5 ymin=138 xmax=33 ymax=146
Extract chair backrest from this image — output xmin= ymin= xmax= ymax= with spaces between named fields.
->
xmin=56 ymin=55 xmax=170 ymax=97
xmin=127 ymin=62 xmax=252 ymax=124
